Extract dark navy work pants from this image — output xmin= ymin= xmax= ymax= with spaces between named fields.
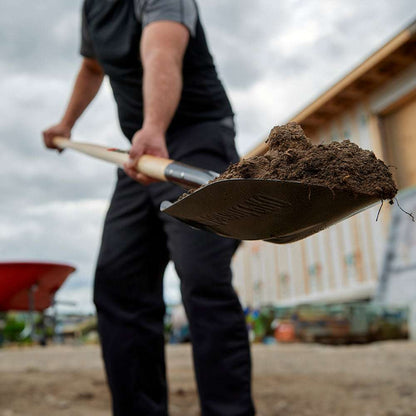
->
xmin=94 ymin=120 xmax=255 ymax=416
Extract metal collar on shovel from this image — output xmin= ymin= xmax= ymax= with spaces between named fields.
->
xmin=53 ymin=138 xmax=378 ymax=244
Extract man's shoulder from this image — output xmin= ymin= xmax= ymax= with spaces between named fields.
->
xmin=134 ymin=0 xmax=198 ymax=36
xmin=134 ymin=0 xmax=197 ymax=12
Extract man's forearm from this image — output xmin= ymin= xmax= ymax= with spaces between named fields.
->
xmin=61 ymin=58 xmax=104 ymax=128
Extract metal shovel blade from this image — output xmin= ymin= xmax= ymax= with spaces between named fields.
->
xmin=161 ymin=179 xmax=379 ymax=244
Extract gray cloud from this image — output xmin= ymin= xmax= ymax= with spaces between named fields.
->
xmin=0 ymin=1 xmax=82 ymax=77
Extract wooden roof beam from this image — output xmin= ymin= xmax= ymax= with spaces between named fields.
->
xmin=301 ymin=115 xmax=328 ymax=126
xmin=319 ymin=100 xmax=349 ymax=114
xmin=338 ymin=87 xmax=366 ymax=100
xmin=361 ymin=69 xmax=391 ymax=84
xmin=388 ymin=51 xmax=416 ymax=66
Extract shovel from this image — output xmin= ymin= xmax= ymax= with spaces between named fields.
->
xmin=53 ymin=137 xmax=378 ymax=244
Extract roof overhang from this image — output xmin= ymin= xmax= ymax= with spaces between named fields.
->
xmin=246 ymin=19 xmax=416 ymax=158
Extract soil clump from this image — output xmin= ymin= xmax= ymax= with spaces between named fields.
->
xmin=216 ymin=122 xmax=397 ymax=200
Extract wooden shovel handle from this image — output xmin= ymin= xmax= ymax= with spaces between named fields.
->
xmin=52 ymin=137 xmax=172 ymax=182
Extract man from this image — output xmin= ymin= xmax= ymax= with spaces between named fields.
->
xmin=43 ymin=1 xmax=255 ymax=415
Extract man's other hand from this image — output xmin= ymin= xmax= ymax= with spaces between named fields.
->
xmin=124 ymin=126 xmax=169 ymax=185
xmin=42 ymin=123 xmax=72 ymax=150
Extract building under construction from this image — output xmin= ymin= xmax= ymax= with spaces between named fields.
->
xmin=232 ymin=19 xmax=416 ymax=312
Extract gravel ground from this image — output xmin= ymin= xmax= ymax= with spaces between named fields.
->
xmin=1 ymin=341 xmax=415 ymax=416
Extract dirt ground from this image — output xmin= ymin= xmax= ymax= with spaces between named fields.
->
xmin=1 ymin=341 xmax=415 ymax=416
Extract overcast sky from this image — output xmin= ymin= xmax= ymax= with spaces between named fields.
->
xmin=1 ymin=0 xmax=414 ymax=313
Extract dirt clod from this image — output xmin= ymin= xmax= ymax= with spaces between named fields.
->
xmin=217 ymin=122 xmax=397 ymax=200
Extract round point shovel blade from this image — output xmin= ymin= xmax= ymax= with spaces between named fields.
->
xmin=161 ymin=179 xmax=379 ymax=244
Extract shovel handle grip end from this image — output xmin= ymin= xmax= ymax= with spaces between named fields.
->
xmin=52 ymin=137 xmax=129 ymax=167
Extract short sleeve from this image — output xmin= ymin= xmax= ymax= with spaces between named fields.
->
xmin=135 ymin=0 xmax=197 ymax=37
xmin=80 ymin=2 xmax=96 ymax=58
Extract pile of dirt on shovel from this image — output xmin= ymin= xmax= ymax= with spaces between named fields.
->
xmin=214 ymin=122 xmax=397 ymax=200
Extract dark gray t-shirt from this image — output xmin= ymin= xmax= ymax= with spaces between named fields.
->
xmin=81 ymin=0 xmax=233 ymax=139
